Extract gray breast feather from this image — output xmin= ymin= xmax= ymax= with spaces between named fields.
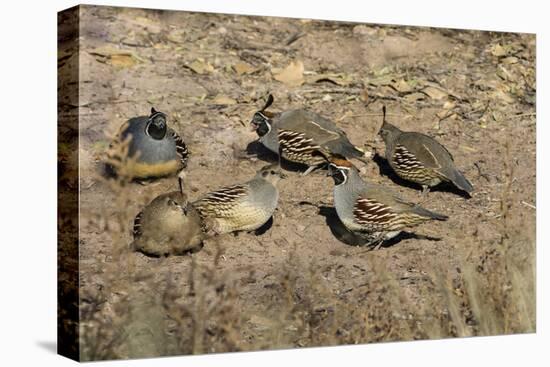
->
xmin=121 ymin=117 xmax=178 ymax=164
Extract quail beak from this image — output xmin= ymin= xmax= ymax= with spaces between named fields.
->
xmin=279 ymin=172 xmax=288 ymax=179
xmin=180 ymin=204 xmax=188 ymax=216
xmin=250 ymin=122 xmax=259 ymax=132
xmin=375 ymin=130 xmax=384 ymax=143
xmin=327 ymin=164 xmax=336 ymax=177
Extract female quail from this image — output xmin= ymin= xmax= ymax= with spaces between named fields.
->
xmin=250 ymin=94 xmax=370 ymax=175
xmin=132 ymin=174 xmax=204 ymax=256
xmin=378 ymin=106 xmax=473 ymax=196
xmin=327 ymin=156 xmax=448 ymax=248
xmin=193 ymin=164 xmax=284 ymax=235
xmin=115 ymin=108 xmax=189 ymax=179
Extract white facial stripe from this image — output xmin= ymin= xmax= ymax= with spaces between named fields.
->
xmin=255 ymin=112 xmax=272 ymax=133
xmin=330 ymin=164 xmax=350 ymax=171
xmin=329 ymin=164 xmax=348 ymax=185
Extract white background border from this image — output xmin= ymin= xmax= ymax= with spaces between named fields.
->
xmin=0 ymin=0 xmax=545 ymax=365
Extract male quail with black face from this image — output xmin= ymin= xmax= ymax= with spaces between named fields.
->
xmin=327 ymin=156 xmax=448 ymax=248
xmin=378 ymin=106 xmax=473 ymax=196
xmin=193 ymin=164 xmax=284 ymax=235
xmin=132 ymin=173 xmax=204 ymax=256
xmin=250 ymin=95 xmax=371 ymax=175
xmin=114 ymin=108 xmax=189 ymax=179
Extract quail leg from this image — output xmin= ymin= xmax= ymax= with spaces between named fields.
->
xmin=302 ymin=165 xmax=317 ymax=176
xmin=372 ymin=234 xmax=386 ymax=250
xmin=362 ymin=232 xmax=385 ymax=250
xmin=417 ymin=185 xmax=431 ymax=204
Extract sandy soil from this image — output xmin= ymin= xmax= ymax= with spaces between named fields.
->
xmin=59 ymin=5 xmax=536 ymax=359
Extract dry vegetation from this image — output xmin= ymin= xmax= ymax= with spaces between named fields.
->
xmin=58 ymin=5 xmax=535 ymax=361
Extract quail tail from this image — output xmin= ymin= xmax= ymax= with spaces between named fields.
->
xmin=449 ymin=169 xmax=474 ymax=194
xmin=412 ymin=205 xmax=449 ymax=221
xmin=335 ymin=140 xmax=370 ymax=163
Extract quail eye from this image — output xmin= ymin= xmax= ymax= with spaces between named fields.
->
xmin=270 ymin=170 xmax=276 ymax=175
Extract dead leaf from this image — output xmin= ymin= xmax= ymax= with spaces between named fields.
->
xmin=365 ymin=74 xmax=394 ymax=87
xmin=490 ymin=44 xmax=508 ymax=57
xmin=391 ymin=79 xmax=414 ymax=93
xmin=491 ymin=89 xmax=515 ymax=104
xmin=212 ymin=95 xmax=237 ymax=105
xmin=306 ymin=73 xmax=353 ymax=86
xmin=166 ymin=29 xmax=185 ymax=43
xmin=443 ymin=101 xmax=456 ymax=110
xmin=502 ymin=56 xmax=519 ymax=65
xmin=273 ymin=61 xmax=304 ymax=87
xmin=233 ymin=62 xmax=257 ymax=75
xmin=361 ymin=89 xmax=369 ymax=103
xmin=403 ymin=92 xmax=425 ymax=103
xmin=422 ymin=86 xmax=448 ymax=100
xmin=88 ymin=48 xmax=143 ymax=68
xmin=187 ymin=59 xmax=215 ymax=74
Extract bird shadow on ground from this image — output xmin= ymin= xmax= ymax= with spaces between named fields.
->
xmin=372 ymin=153 xmax=471 ymax=199
xmin=254 ymin=216 xmax=274 ymax=236
xmin=221 ymin=216 xmax=274 ymax=238
xmin=245 ymin=140 xmax=327 ymax=175
xmin=318 ymin=206 xmax=441 ymax=248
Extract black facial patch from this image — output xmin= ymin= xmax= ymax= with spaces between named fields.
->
xmin=251 ymin=112 xmax=271 ymax=137
xmin=331 ymin=169 xmax=347 ymax=185
xmin=328 ymin=164 xmax=348 ymax=185
xmin=147 ymin=113 xmax=167 ymax=140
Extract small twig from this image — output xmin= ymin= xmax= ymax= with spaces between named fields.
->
xmin=474 ymin=162 xmax=491 ymax=182
xmin=343 ymin=113 xmax=405 ymax=118
xmin=285 ymin=32 xmax=306 ymax=46
xmin=300 ymin=87 xmax=363 ymax=94
xmin=520 ymin=201 xmax=536 ymax=210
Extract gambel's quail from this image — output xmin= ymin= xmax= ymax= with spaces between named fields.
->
xmin=250 ymin=94 xmax=371 ymax=175
xmin=193 ymin=164 xmax=284 ymax=235
xmin=112 ymin=107 xmax=189 ymax=179
xmin=378 ymin=106 xmax=473 ymax=196
xmin=327 ymin=156 xmax=448 ymax=248
xmin=132 ymin=173 xmax=204 ymax=256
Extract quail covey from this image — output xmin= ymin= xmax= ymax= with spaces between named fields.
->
xmin=132 ymin=173 xmax=204 ymax=256
xmin=193 ymin=164 xmax=284 ymax=235
xmin=115 ymin=107 xmax=189 ymax=179
xmin=250 ymin=94 xmax=371 ymax=175
xmin=378 ymin=106 xmax=473 ymax=196
xmin=327 ymin=156 xmax=448 ymax=248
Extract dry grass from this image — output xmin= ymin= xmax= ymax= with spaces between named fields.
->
xmin=78 ymin=150 xmax=535 ymax=360
xmin=67 ymin=7 xmax=535 ymax=360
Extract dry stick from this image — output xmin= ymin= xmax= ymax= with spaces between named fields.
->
xmin=474 ymin=162 xmax=491 ymax=182
xmin=285 ymin=31 xmax=306 ymax=46
xmin=520 ymin=201 xmax=536 ymax=210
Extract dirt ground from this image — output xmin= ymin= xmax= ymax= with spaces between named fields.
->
xmin=59 ymin=5 xmax=536 ymax=360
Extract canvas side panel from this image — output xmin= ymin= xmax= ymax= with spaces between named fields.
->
xmin=57 ymin=5 xmax=80 ymax=362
